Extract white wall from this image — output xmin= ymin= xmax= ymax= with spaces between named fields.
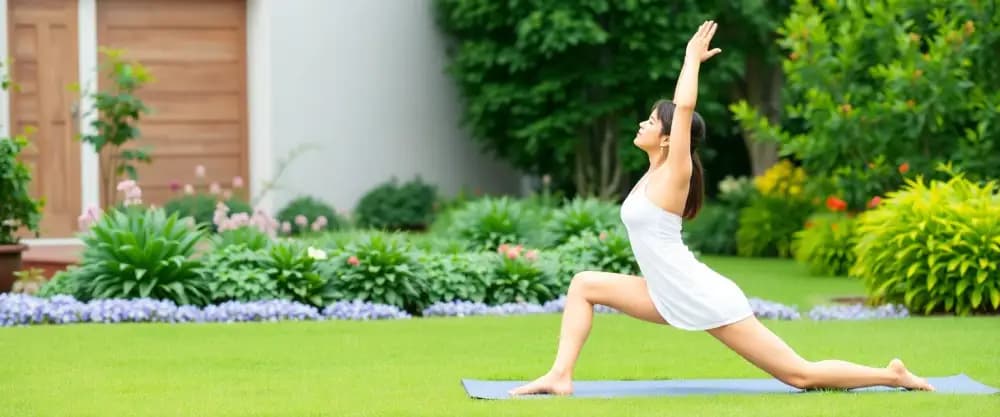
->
xmin=266 ymin=0 xmax=522 ymax=213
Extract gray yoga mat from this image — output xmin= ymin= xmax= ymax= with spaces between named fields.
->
xmin=462 ymin=374 xmax=999 ymax=399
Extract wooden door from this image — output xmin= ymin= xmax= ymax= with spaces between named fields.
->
xmin=7 ymin=0 xmax=82 ymax=238
xmin=96 ymin=0 xmax=249 ymax=206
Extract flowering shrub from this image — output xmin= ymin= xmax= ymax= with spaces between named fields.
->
xmin=164 ymin=165 xmax=253 ymax=231
xmin=808 ymin=303 xmax=909 ymax=321
xmin=259 ymin=241 xmax=337 ymax=308
xmin=277 ymin=196 xmax=340 ymax=235
xmin=484 ymin=243 xmax=559 ymax=305
xmin=737 ymin=160 xmax=815 ymax=258
xmin=0 ymin=293 xmax=408 ymax=326
xmin=321 ymin=233 xmax=428 ymax=314
xmin=164 ymin=194 xmax=252 ymax=232
xmin=792 ymin=212 xmax=859 ymax=276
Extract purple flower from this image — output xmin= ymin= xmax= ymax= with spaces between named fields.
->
xmin=808 ymin=303 xmax=909 ymax=320
xmin=322 ymin=300 xmax=411 ymax=320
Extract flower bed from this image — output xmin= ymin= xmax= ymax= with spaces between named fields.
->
xmin=2 ymin=292 xmax=909 ymax=327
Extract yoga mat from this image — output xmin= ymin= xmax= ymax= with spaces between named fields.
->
xmin=462 ymin=374 xmax=999 ymax=399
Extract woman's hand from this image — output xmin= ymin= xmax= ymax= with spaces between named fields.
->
xmin=685 ymin=20 xmax=722 ymax=63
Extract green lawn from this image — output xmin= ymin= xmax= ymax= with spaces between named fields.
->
xmin=1 ymin=257 xmax=998 ymax=417
xmin=701 ymin=255 xmax=867 ymax=309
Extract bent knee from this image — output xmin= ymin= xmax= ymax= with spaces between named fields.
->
xmin=568 ymin=271 xmax=601 ymax=295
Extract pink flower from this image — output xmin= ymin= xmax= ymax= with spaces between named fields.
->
xmin=209 ymin=182 xmax=221 ymax=195
xmin=525 ymin=250 xmax=539 ymax=261
xmin=315 ymin=216 xmax=328 ymax=227
xmin=169 ymin=181 xmax=180 ymax=192
xmin=195 ymin=165 xmax=206 ymax=178
xmin=506 ymin=249 xmax=519 ymax=260
xmin=232 ymin=176 xmax=244 ymax=188
xmin=77 ymin=205 xmax=103 ymax=230
xmin=599 ymin=231 xmax=608 ymax=241
xmin=222 ymin=190 xmax=232 ymax=200
xmin=347 ymin=256 xmax=360 ymax=266
xmin=184 ymin=184 xmax=195 ymax=195
xmin=116 ymin=180 xmax=136 ymax=192
xmin=295 ymin=215 xmax=308 ymax=226
xmin=281 ymin=222 xmax=292 ymax=233
xmin=311 ymin=222 xmax=323 ymax=232
xmin=497 ymin=243 xmax=510 ymax=254
xmin=231 ymin=213 xmax=250 ymax=227
xmin=125 ymin=186 xmax=142 ymax=200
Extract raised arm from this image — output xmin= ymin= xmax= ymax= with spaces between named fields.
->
xmin=666 ymin=21 xmax=721 ymax=176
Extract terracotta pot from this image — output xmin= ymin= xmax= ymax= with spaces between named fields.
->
xmin=0 ymin=244 xmax=28 ymax=293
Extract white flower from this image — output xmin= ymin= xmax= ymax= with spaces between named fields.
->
xmin=307 ymin=246 xmax=328 ymax=260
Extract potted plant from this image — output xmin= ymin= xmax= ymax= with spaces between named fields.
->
xmin=0 ymin=128 xmax=44 ymax=292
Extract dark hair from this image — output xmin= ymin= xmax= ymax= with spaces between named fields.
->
xmin=653 ymin=99 xmax=705 ymax=220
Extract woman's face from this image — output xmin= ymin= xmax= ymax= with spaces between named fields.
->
xmin=634 ymin=108 xmax=667 ymax=151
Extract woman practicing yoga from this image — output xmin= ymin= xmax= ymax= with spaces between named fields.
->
xmin=509 ymin=21 xmax=934 ymax=396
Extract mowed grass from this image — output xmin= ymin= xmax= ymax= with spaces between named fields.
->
xmin=701 ymin=255 xmax=866 ymax=309
xmin=1 ymin=257 xmax=998 ymax=416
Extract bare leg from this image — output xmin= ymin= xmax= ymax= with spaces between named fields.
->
xmin=508 ymin=271 xmax=668 ymax=396
xmin=707 ymin=315 xmax=935 ymax=391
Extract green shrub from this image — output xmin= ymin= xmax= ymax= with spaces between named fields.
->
xmin=446 ymin=197 xmax=542 ymax=251
xmin=35 ymin=268 xmax=80 ymax=298
xmin=420 ymin=251 xmax=491 ymax=304
xmin=321 ymin=233 xmax=428 ymax=314
xmin=200 ymin=245 xmax=280 ymax=303
xmin=737 ymin=160 xmax=815 ymax=258
xmin=683 ymin=204 xmax=739 ymax=256
xmin=792 ymin=213 xmax=858 ymax=276
xmin=717 ymin=175 xmax=758 ymax=209
xmin=277 ymin=196 xmax=340 ymax=235
xmin=355 ymin=177 xmax=438 ymax=231
xmin=163 ymin=194 xmax=251 ymax=231
xmin=554 ymin=228 xmax=638 ymax=282
xmin=73 ymin=207 xmax=210 ymax=306
xmin=409 ymin=234 xmax=467 ymax=255
xmin=485 ymin=245 xmax=558 ymax=305
xmin=852 ymin=170 xmax=1000 ymax=315
xmin=260 ymin=241 xmax=337 ymax=308
xmin=210 ymin=226 xmax=272 ymax=251
xmin=733 ymin=0 xmax=1000 ymax=210
xmin=737 ymin=196 xmax=814 ymax=258
xmin=543 ymin=197 xmax=620 ymax=246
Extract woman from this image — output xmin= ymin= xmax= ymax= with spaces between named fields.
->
xmin=509 ymin=21 xmax=934 ymax=396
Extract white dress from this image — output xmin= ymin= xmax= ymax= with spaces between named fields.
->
xmin=620 ymin=175 xmax=754 ymax=331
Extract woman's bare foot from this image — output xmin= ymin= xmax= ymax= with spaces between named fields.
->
xmin=508 ymin=370 xmax=574 ymax=396
xmin=888 ymin=358 xmax=935 ymax=391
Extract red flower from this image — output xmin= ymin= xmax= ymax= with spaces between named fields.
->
xmin=825 ymin=196 xmax=847 ymax=212
xmin=525 ymin=250 xmax=539 ymax=261
xmin=347 ymin=256 xmax=360 ymax=266
xmin=867 ymin=196 xmax=882 ymax=209
xmin=899 ymin=162 xmax=910 ymax=174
